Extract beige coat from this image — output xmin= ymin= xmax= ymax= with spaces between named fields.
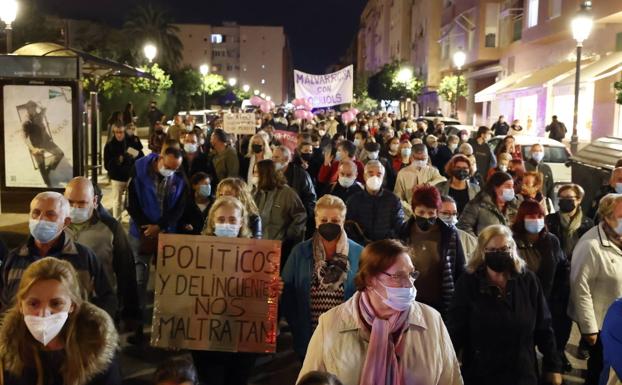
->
xmin=298 ymin=292 xmax=463 ymax=385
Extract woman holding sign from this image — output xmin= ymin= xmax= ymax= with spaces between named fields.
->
xmin=281 ymin=194 xmax=363 ymax=359
xmin=298 ymin=240 xmax=462 ymax=385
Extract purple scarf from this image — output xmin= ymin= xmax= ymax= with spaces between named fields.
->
xmin=357 ymin=291 xmax=410 ymax=385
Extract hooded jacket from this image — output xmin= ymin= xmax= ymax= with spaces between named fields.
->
xmin=0 ymin=302 xmax=121 ymax=385
xmin=457 ymin=191 xmax=519 ymax=237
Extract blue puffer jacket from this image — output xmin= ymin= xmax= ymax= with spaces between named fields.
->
xmin=281 ymin=238 xmax=363 ymax=358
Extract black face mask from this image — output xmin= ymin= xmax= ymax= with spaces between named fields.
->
xmin=453 ymin=169 xmax=470 ymax=181
xmin=415 ymin=216 xmax=436 ymax=232
xmin=318 ymin=223 xmax=342 ymax=241
xmin=251 ymin=144 xmax=263 ymax=154
xmin=485 ymin=251 xmax=514 ymax=273
xmin=558 ymin=199 xmax=576 ymax=213
xmin=301 ymin=153 xmax=313 ymax=162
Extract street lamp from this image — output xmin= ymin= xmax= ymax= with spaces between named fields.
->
xmin=266 ymin=96 xmax=271 ymax=101
xmin=452 ymin=49 xmax=466 ymax=119
xmin=242 ymin=84 xmax=250 ymax=93
xmin=143 ymin=43 xmax=157 ymax=63
xmin=199 ymin=64 xmax=209 ymax=110
xmin=396 ymin=67 xmax=413 ymax=84
xmin=570 ymin=1 xmax=593 ymax=154
xmin=228 ymin=77 xmax=237 ymax=87
xmin=254 ymin=89 xmax=260 ymax=95
xmin=0 ymin=0 xmax=18 ymax=53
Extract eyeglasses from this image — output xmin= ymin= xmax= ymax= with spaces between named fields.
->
xmin=484 ymin=246 xmax=512 ymax=253
xmin=380 ymin=271 xmax=420 ymax=284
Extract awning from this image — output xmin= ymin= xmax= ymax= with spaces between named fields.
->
xmin=557 ymin=51 xmax=622 ymax=85
xmin=499 ymin=59 xmax=594 ymax=94
xmin=13 ymin=42 xmax=153 ymax=80
xmin=474 ymin=71 xmax=529 ymax=103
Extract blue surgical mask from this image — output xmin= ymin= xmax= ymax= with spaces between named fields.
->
xmin=502 ymin=188 xmax=515 ymax=202
xmin=374 ymin=281 xmax=417 ymax=312
xmin=29 ymin=219 xmax=62 ymax=243
xmin=615 ymin=183 xmax=622 ymax=194
xmin=214 ymin=223 xmax=240 ymax=238
xmin=198 ymin=184 xmax=211 ymax=198
xmin=335 ymin=151 xmax=342 ymax=161
xmin=69 ymin=207 xmax=91 ymax=224
xmin=184 ymin=143 xmax=198 ymax=153
xmin=524 ymin=218 xmax=545 ymax=234
xmin=614 ymin=218 xmax=622 ymax=236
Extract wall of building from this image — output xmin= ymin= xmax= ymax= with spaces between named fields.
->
xmin=174 ymin=24 xmax=214 ymax=70
xmin=239 ymin=26 xmax=285 ymax=103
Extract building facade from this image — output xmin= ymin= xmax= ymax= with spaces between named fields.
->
xmin=174 ymin=23 xmax=289 ymax=104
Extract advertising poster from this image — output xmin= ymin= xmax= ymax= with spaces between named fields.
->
xmin=3 ymin=85 xmax=73 ymax=188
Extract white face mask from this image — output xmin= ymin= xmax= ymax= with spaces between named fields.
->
xmin=213 ymin=223 xmax=241 ymax=238
xmin=531 ymin=151 xmax=544 ymax=163
xmin=439 ymin=214 xmax=458 ymax=227
xmin=413 ymin=159 xmax=427 ymax=168
xmin=69 ymin=206 xmax=91 ymax=224
xmin=184 ymin=143 xmax=198 ymax=153
xmin=274 ymin=161 xmax=287 ymax=171
xmin=374 ymin=281 xmax=417 ymax=312
xmin=366 ymin=175 xmax=383 ymax=191
xmin=338 ymin=175 xmax=356 ymax=188
xmin=367 ymin=151 xmax=379 ymax=160
xmin=448 ymin=143 xmax=458 ymax=152
xmin=159 ymin=167 xmax=175 ymax=178
xmin=24 ymin=311 xmax=69 ymax=346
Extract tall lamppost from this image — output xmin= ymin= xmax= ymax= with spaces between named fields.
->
xmin=199 ymin=63 xmax=209 ymax=109
xmin=395 ymin=66 xmax=413 ymax=116
xmin=452 ymin=49 xmax=466 ymax=119
xmin=0 ymin=0 xmax=18 ymax=53
xmin=228 ymin=77 xmax=237 ymax=87
xmin=143 ymin=43 xmax=157 ymax=64
xmin=570 ymin=1 xmax=593 ymax=154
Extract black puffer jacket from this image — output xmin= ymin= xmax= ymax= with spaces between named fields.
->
xmin=283 ymin=163 xmax=317 ymax=237
xmin=345 ymin=188 xmax=404 ymax=244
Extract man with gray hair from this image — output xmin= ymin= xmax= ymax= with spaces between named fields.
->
xmin=0 ymin=191 xmax=116 ymax=316
xmin=345 ymin=160 xmax=404 ymax=244
xmin=394 ymin=143 xmax=446 ymax=217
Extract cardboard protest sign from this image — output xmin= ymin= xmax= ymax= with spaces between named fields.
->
xmin=223 ymin=113 xmax=256 ymax=135
xmin=151 ymin=234 xmax=281 ymax=353
xmin=273 ymin=129 xmax=298 ymax=153
xmin=294 ymin=65 xmax=353 ymax=108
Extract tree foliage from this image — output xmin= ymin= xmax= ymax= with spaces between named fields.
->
xmin=438 ymin=75 xmax=467 ymax=104
xmin=131 ymin=64 xmax=173 ymax=95
xmin=368 ymin=61 xmax=423 ymax=103
xmin=202 ymin=74 xmax=227 ymax=95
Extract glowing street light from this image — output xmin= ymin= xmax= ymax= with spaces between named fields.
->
xmin=395 ymin=67 xmax=413 ymax=84
xmin=260 ymin=93 xmax=266 ymax=99
xmin=0 ymin=0 xmax=18 ymax=53
xmin=266 ymin=96 xmax=272 ymax=101
xmin=570 ymin=1 xmax=593 ymax=154
xmin=242 ymin=84 xmax=250 ymax=92
xmin=453 ymin=50 xmax=466 ymax=71
xmin=143 ymin=43 xmax=157 ymax=63
xmin=452 ymin=49 xmax=466 ymax=119
xmin=199 ymin=63 xmax=209 ymax=76
xmin=228 ymin=77 xmax=237 ymax=87
xmin=254 ymin=89 xmax=260 ymax=95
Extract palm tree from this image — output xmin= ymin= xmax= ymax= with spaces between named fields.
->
xmin=123 ymin=3 xmax=183 ymax=71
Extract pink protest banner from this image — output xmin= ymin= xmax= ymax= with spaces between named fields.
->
xmin=273 ymin=129 xmax=298 ymax=153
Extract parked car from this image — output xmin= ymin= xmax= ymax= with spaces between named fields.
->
xmin=166 ymin=110 xmax=218 ymax=131
xmin=416 ymin=115 xmax=476 ymax=136
xmin=488 ymin=135 xmax=572 ymax=184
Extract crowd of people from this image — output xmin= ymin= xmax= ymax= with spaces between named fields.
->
xmin=0 ymin=103 xmax=621 ymax=385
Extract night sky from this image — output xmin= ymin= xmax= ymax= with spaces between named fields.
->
xmin=35 ymin=0 xmax=367 ymax=73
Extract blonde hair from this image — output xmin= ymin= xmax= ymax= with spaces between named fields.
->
xmin=246 ymin=132 xmax=273 ymax=159
xmin=522 ymin=171 xmax=543 ymax=190
xmin=466 ymin=224 xmax=526 ymax=274
xmin=216 ymin=177 xmax=259 ymax=215
xmin=315 ymin=194 xmax=347 ymax=219
xmin=5 ymin=258 xmax=86 ymax=385
xmin=498 ymin=152 xmax=512 ymax=163
xmin=202 ymin=196 xmax=252 ymax=238
xmin=597 ymin=193 xmax=622 ymax=219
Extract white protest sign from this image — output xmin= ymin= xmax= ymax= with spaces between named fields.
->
xmin=223 ymin=113 xmax=256 ymax=135
xmin=294 ymin=65 xmax=353 ymax=108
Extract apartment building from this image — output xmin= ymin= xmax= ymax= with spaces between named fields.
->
xmin=174 ymin=23 xmax=289 ymax=104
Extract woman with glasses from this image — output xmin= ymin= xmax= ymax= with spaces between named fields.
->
xmin=447 ymin=224 xmax=562 ymax=385
xmin=299 ymin=239 xmax=462 ymax=385
xmin=435 ymin=154 xmax=481 ymax=214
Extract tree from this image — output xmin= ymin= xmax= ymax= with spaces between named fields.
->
xmin=438 ymin=74 xmax=467 ymax=116
xmin=202 ymin=73 xmax=227 ymax=95
xmin=172 ymin=67 xmax=203 ymax=110
xmin=123 ymin=3 xmax=183 ymax=70
xmin=368 ymin=61 xmax=423 ymax=108
xmin=353 ymin=74 xmax=379 ymax=111
xmin=131 ymin=63 xmax=173 ymax=95
xmin=615 ymin=79 xmax=622 ymax=105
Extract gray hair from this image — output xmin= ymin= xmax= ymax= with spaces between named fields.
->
xmin=466 ymin=224 xmax=526 ymax=274
xmin=364 ymin=159 xmax=385 ymax=175
xmin=412 ymin=143 xmax=428 ymax=155
xmin=275 ymin=145 xmax=291 ymax=161
xmin=459 ymin=143 xmax=473 ymax=156
xmin=598 ymin=193 xmax=622 ymax=220
xmin=447 ymin=134 xmax=459 ymax=144
xmin=32 ymin=191 xmax=70 ymax=218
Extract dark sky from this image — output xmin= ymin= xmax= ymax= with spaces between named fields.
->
xmin=36 ymin=0 xmax=366 ymax=73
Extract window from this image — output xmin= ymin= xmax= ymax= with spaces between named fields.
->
xmin=616 ymin=32 xmax=622 ymax=52
xmin=485 ymin=3 xmax=499 ymax=48
xmin=211 ymin=34 xmax=223 ymax=44
xmin=261 ymin=79 xmax=266 ymax=85
xmin=549 ymin=0 xmax=562 ymax=19
xmin=528 ymin=0 xmax=539 ymax=28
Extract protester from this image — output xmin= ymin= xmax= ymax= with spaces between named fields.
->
xmin=216 ymin=177 xmax=262 ymax=238
xmin=241 ymin=132 xmax=272 ymax=187
xmin=326 ymin=160 xmax=364 ymax=202
xmin=253 ymin=159 xmax=306 ymax=260
xmin=148 ymin=121 xmax=167 ymax=154
xmin=154 ymin=358 xmax=198 ymax=385
xmin=435 ymin=154 xmax=480 ymax=214
xmin=447 ymin=224 xmax=562 ymax=385
xmin=545 ymin=115 xmax=567 ymax=142
xmin=178 ymin=172 xmax=213 ymax=235
xmin=181 ymin=132 xmax=212 ymax=178
xmin=345 ymin=160 xmax=404 ymax=244
xmin=63 ymin=177 xmax=140 ymax=325
xmin=516 ymin=171 xmax=554 ymax=214
xmin=394 ymin=143 xmax=445 ymax=216
xmin=298 ymin=240 xmax=462 ymax=385
xmin=272 ymin=145 xmax=317 ymax=237
xmin=281 ymin=195 xmax=363 ymax=358
xmin=147 ymin=100 xmax=165 ymax=136
xmin=363 ymin=141 xmax=395 ymax=189
xmin=201 ymin=196 xmax=251 ymax=238
xmin=295 ymin=141 xmax=323 ymax=186
xmin=318 ymin=140 xmax=365 ymax=184
xmin=523 ymin=144 xmax=554 ymax=201
xmin=601 ymin=298 xmax=622 ymax=385
xmin=104 ymin=122 xmax=138 ymax=220
xmin=428 ymin=135 xmax=452 ymax=174
xmin=398 ymin=186 xmax=465 ymax=316
xmin=440 ymin=195 xmax=478 ymax=260
xmin=487 ymin=152 xmax=512 ymax=180
xmin=125 ymin=123 xmax=144 ymax=158
xmin=392 ymin=140 xmax=412 ymax=172
xmin=512 ymin=199 xmax=570 ymax=370
xmin=589 ymin=167 xmax=622 ymax=220
xmin=0 ymin=258 xmax=121 ymax=384
xmin=0 ymin=192 xmax=116 ymax=317
xmin=297 ymin=371 xmax=343 ymax=385
xmin=468 ymin=126 xmax=496 ymax=179
xmin=210 ymin=129 xmax=240 ymax=185
xmin=568 ymin=193 xmax=622 ymax=385
xmin=383 ymin=137 xmax=401 ymax=170
xmin=510 ymin=119 xmax=523 ymax=135
xmin=457 ymin=172 xmax=519 ymax=236
xmin=494 ymin=135 xmax=521 ymax=160
xmin=491 ymin=115 xmax=509 ymax=136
